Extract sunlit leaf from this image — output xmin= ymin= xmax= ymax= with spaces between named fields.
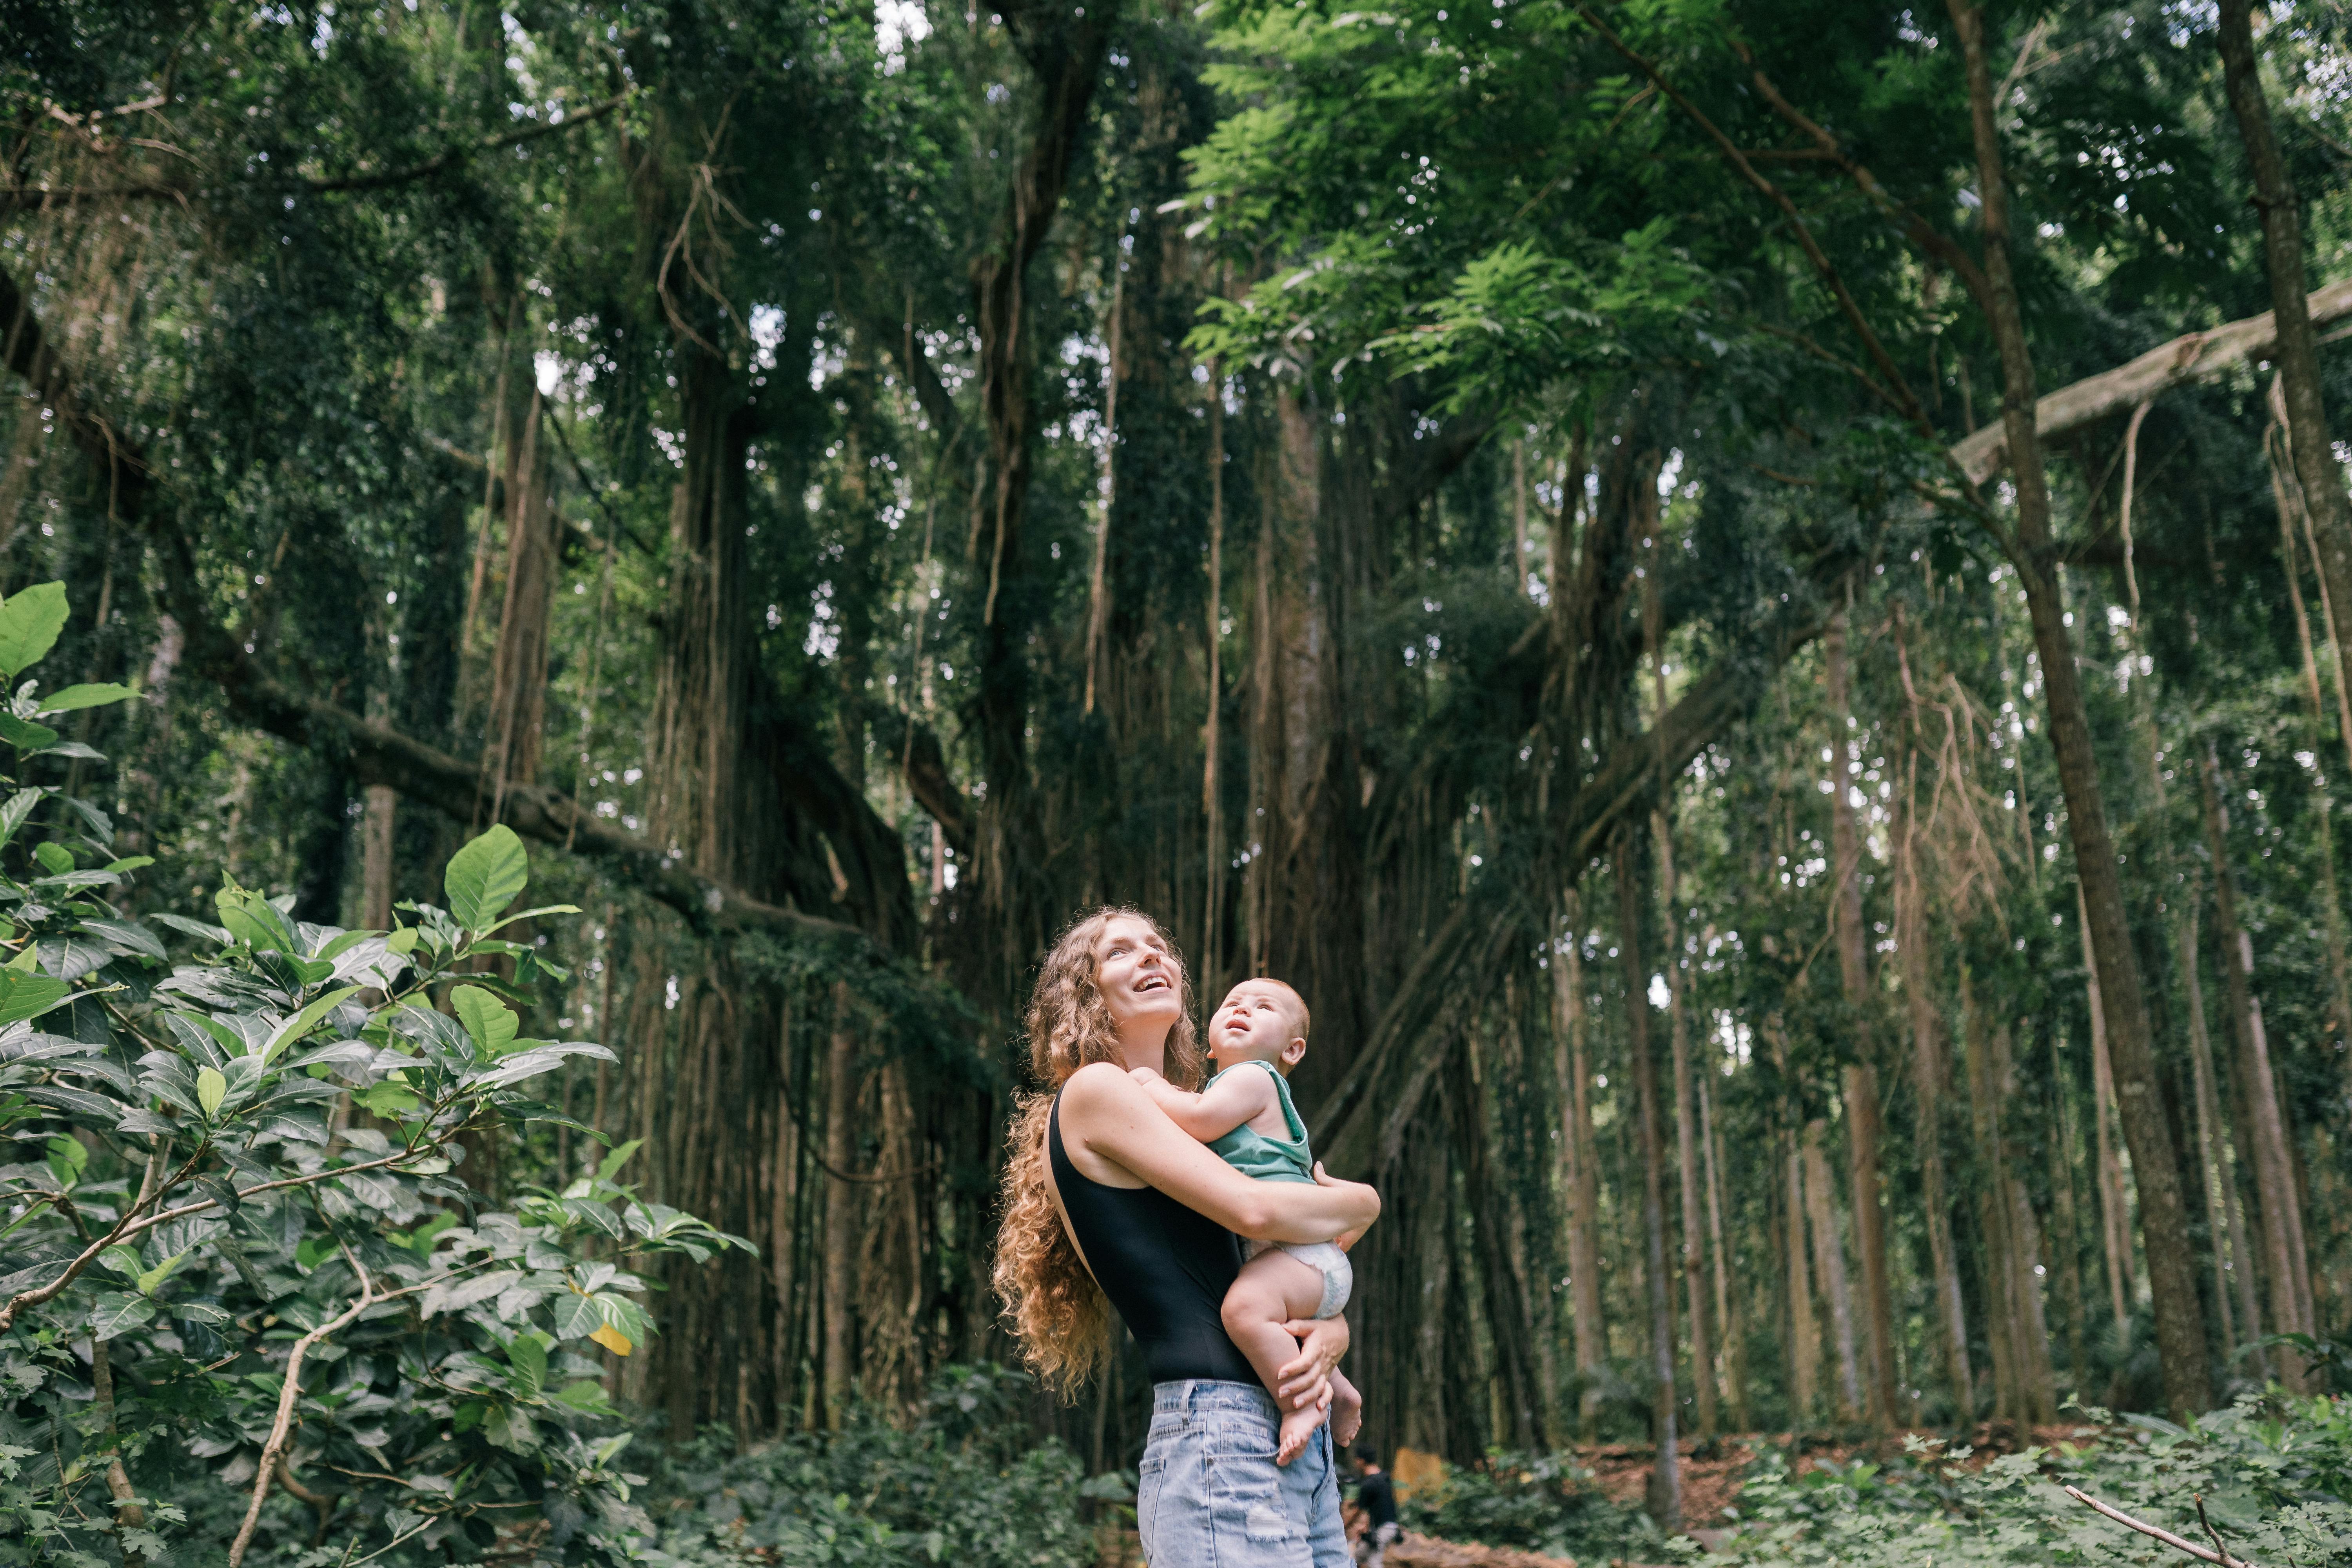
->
xmin=0 ymin=582 xmax=70 ymax=678
xmin=443 ymin=825 xmax=529 ymax=934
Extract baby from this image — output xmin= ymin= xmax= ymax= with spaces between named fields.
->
xmin=1131 ymin=977 xmax=1363 ymax=1463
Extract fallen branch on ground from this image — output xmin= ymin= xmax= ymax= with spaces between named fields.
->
xmin=2062 ymin=1485 xmax=2265 ymax=1568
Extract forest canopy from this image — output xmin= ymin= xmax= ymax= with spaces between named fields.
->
xmin=5 ymin=0 xmax=2352 ymax=1560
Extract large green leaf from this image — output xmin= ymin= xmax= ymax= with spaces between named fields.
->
xmin=89 ymin=1291 xmax=157 ymax=1340
xmin=261 ymin=984 xmax=365 ymax=1061
xmin=34 ymin=682 xmax=138 ymax=715
xmin=450 ymin=984 xmax=520 ymax=1057
xmin=0 ymin=714 xmax=59 ymax=752
xmin=443 ymin=825 xmax=529 ymax=934
xmin=216 ymin=886 xmax=297 ymax=953
xmin=0 ymin=582 xmax=69 ymax=679
xmin=0 ymin=971 xmax=73 ymax=1025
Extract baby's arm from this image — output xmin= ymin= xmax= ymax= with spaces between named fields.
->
xmin=1129 ymin=1063 xmax=1276 ymax=1144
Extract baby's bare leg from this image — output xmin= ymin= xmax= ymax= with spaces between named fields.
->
xmin=1221 ymin=1249 xmax=1332 ymax=1465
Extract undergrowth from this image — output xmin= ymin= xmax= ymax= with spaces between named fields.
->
xmin=1718 ymin=1395 xmax=2352 ymax=1568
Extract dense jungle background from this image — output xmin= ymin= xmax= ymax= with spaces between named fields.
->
xmin=9 ymin=0 xmax=2352 ymax=1562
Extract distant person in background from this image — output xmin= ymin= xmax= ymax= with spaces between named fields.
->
xmin=1352 ymin=1447 xmax=1399 ymax=1567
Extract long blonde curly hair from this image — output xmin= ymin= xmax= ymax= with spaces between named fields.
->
xmin=993 ymin=906 xmax=1203 ymax=1394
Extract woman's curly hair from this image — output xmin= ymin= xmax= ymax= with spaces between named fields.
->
xmin=993 ymin=906 xmax=1202 ymax=1395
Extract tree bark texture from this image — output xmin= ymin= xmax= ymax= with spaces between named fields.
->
xmin=1948 ymin=0 xmax=2211 ymax=1418
xmin=2216 ymin=0 xmax=2352 ymax=730
xmin=1897 ymin=739 xmax=1972 ymax=1414
xmin=1823 ymin=611 xmax=1899 ymax=1429
xmin=2198 ymin=740 xmax=2314 ymax=1389
xmin=1614 ymin=828 xmax=1679 ymax=1531
xmin=1553 ymin=892 xmax=1607 ymax=1441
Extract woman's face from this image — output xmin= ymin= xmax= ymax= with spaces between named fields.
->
xmin=1093 ymin=916 xmax=1183 ymax=1047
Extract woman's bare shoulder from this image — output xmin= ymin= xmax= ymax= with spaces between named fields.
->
xmin=1059 ymin=1060 xmax=1137 ymax=1113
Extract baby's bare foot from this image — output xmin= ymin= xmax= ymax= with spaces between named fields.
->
xmin=1332 ymin=1379 xmax=1363 ymax=1449
xmin=1275 ymin=1401 xmax=1326 ymax=1466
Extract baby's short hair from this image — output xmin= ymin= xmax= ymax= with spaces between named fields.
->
xmin=1250 ymin=976 xmax=1310 ymax=1044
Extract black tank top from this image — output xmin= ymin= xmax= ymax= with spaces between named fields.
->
xmin=1049 ymin=1091 xmax=1257 ymax=1385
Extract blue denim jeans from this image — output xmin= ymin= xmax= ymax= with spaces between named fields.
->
xmin=1136 ymin=1380 xmax=1348 ymax=1568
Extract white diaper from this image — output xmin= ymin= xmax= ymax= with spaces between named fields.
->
xmin=1247 ymin=1238 xmax=1353 ymax=1318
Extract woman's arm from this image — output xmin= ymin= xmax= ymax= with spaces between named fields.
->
xmin=1128 ymin=1063 xmax=1273 ymax=1143
xmin=1061 ymin=1063 xmax=1380 ymax=1243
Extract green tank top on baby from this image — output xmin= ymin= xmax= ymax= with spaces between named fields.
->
xmin=1205 ymin=1059 xmax=1315 ymax=1184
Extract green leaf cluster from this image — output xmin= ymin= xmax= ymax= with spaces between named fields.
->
xmin=0 ymin=592 xmax=744 ymax=1566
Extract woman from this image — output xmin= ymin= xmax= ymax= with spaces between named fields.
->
xmin=996 ymin=907 xmax=1382 ymax=1567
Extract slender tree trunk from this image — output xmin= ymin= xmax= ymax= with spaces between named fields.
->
xmin=2198 ymin=741 xmax=2313 ymax=1389
xmin=1700 ymin=1067 xmax=1748 ymax=1431
xmin=2268 ymin=405 xmax=2352 ymax=1050
xmin=2217 ymin=0 xmax=2352 ymax=719
xmin=2182 ymin=900 xmax=2261 ymax=1370
xmin=822 ymin=989 xmax=861 ymax=1426
xmin=1897 ymin=740 xmax=1972 ymax=1414
xmin=1961 ymin=967 xmax=2025 ymax=1421
xmin=2048 ymin=1076 xmax=2089 ymax=1393
xmin=1824 ymin=612 xmax=1899 ymax=1430
xmin=1615 ymin=830 xmax=1680 ymax=1528
xmin=1995 ymin=1020 xmax=2058 ymax=1421
xmin=1555 ymin=891 xmax=1607 ymax=1441
xmin=1949 ymin=0 xmax=2212 ymax=1417
xmin=1658 ymin=809 xmax=1716 ymax=1439
xmin=1202 ymin=386 xmax=1225 ymax=989
xmin=2080 ymin=882 xmax=2134 ymax=1335
xmin=1783 ymin=1114 xmax=1821 ymax=1428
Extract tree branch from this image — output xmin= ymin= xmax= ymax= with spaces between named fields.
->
xmin=1575 ymin=5 xmax=1932 ymax=435
xmin=2062 ymin=1486 xmax=2265 ymax=1568
xmin=868 ymin=708 xmax=976 ymax=858
xmin=229 ymin=1244 xmax=380 ymax=1568
xmin=1952 ymin=278 xmax=2352 ymax=483
xmin=3 ymin=94 xmax=629 ymax=211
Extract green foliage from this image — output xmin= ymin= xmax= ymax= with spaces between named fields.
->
xmin=0 ymin=592 xmax=746 ymax=1565
xmin=637 ymin=1365 xmax=1099 ymax=1568
xmin=1718 ymin=1397 xmax=2352 ymax=1568
xmin=1398 ymin=1450 xmax=1659 ymax=1560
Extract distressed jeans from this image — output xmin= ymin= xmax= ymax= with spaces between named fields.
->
xmin=1136 ymin=1380 xmax=1348 ymax=1568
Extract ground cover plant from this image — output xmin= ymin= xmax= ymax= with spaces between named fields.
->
xmin=1719 ymin=1396 xmax=2352 ymax=1568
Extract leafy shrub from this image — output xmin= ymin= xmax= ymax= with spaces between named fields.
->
xmin=1718 ymin=1396 xmax=2352 ymax=1568
xmin=635 ymin=1364 xmax=1100 ymax=1568
xmin=0 ymin=584 xmax=746 ymax=1564
xmin=1398 ymin=1449 xmax=1658 ymax=1561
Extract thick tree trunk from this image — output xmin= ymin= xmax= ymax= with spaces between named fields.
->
xmin=1614 ymin=829 xmax=1679 ymax=1529
xmin=2198 ymin=741 xmax=2313 ymax=1389
xmin=623 ymin=339 xmax=796 ymax=1438
xmin=361 ymin=784 xmax=397 ymax=930
xmin=1824 ymin=612 xmax=1898 ymax=1429
xmin=484 ymin=388 xmax=555 ymax=806
xmin=1948 ymin=0 xmax=2212 ymax=1418
xmin=1553 ymin=892 xmax=1607 ymax=1441
xmin=2217 ymin=0 xmax=2352 ymax=723
xmin=1801 ymin=1127 xmax=1862 ymax=1420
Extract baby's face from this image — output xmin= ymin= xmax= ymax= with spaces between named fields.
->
xmin=1210 ymin=980 xmax=1305 ymax=1071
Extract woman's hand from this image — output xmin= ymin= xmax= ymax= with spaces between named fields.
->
xmin=1274 ymin=1314 xmax=1350 ymax=1411
xmin=1312 ymin=1162 xmax=1382 ymax=1241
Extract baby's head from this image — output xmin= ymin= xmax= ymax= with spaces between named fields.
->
xmin=1210 ymin=977 xmax=1311 ymax=1075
